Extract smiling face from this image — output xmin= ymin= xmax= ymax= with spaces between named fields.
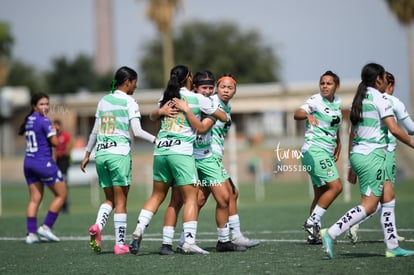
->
xmin=195 ymin=84 xmax=215 ymax=97
xmin=319 ymin=75 xmax=338 ymax=102
xmin=33 ymin=96 xmax=50 ymax=116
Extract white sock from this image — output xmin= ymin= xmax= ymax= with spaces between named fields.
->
xmin=381 ymin=199 xmax=398 ymax=250
xmin=328 ymin=205 xmax=367 ymax=239
xmin=229 ymin=214 xmax=242 ymax=240
xmin=95 ymin=203 xmax=113 ymax=230
xmin=217 ymin=223 xmax=230 ymax=243
xmin=162 ymin=226 xmax=175 ymax=245
xmin=114 ymin=213 xmax=127 ymax=246
xmin=183 ymin=221 xmax=197 ymax=245
xmin=136 ymin=209 xmax=154 ymax=233
xmin=307 ymin=205 xmax=326 ymax=227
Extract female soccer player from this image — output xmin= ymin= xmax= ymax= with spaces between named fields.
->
xmin=18 ymin=93 xmax=67 ymax=244
xmin=321 ymin=63 xmax=414 ymax=259
xmin=81 ymin=66 xmax=156 ymax=254
xmin=294 ymin=71 xmax=343 ymax=244
xmin=347 ymin=71 xmax=414 ymax=243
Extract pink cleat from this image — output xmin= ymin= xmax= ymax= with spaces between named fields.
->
xmin=89 ymin=224 xmax=102 ymax=253
xmin=114 ymin=244 xmax=130 ymax=255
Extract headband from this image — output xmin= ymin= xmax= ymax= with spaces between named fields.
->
xmin=194 ymin=79 xmax=215 ymax=86
xmin=217 ymin=76 xmax=237 ymax=85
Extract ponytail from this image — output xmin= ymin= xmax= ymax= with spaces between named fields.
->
xmin=350 ymin=63 xmax=385 ymax=126
xmin=160 ymin=65 xmax=190 ymax=107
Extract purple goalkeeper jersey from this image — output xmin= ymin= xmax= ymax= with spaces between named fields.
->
xmin=24 ymin=112 xmax=56 ymax=160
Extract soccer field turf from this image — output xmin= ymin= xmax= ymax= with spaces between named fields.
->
xmin=1 ymin=180 xmax=414 ymax=274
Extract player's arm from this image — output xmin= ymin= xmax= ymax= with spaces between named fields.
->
xmin=333 ymin=129 xmax=341 ymax=162
xmin=347 ymin=126 xmax=357 ymax=184
xmin=81 ymin=118 xmax=99 ymax=172
xmin=384 ymin=116 xmax=414 ymax=148
xmin=130 ymin=118 xmax=156 ymax=143
xmin=172 ymin=97 xmax=206 ymax=132
xmin=149 ymin=100 xmax=178 ymax=121
xmin=294 ymin=108 xmax=318 ymax=126
xmin=399 ymin=116 xmax=414 ymax=135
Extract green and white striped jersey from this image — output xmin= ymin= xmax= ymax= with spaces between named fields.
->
xmin=300 ymin=93 xmax=342 ymax=155
xmin=351 ymin=87 xmax=394 ymax=155
xmin=154 ymin=87 xmax=218 ymax=156
xmin=386 ymin=94 xmax=409 ymax=152
xmin=95 ymin=90 xmax=141 ymax=156
xmin=211 ymin=94 xmax=231 ymax=158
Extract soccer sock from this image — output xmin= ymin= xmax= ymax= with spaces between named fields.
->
xmin=114 ymin=213 xmax=127 ymax=246
xmin=183 ymin=221 xmax=197 ymax=245
xmin=136 ymin=209 xmax=154 ymax=233
xmin=95 ymin=203 xmax=113 ymax=230
xmin=43 ymin=211 xmax=59 ymax=229
xmin=217 ymin=223 xmax=231 ymax=243
xmin=327 ymin=205 xmax=367 ymax=239
xmin=306 ymin=204 xmax=326 ymax=227
xmin=229 ymin=214 xmax=242 ymax=240
xmin=162 ymin=226 xmax=175 ymax=245
xmin=381 ymin=199 xmax=398 ymax=250
xmin=27 ymin=217 xmax=37 ymax=234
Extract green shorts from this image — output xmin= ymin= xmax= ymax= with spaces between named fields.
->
xmin=385 ymin=150 xmax=396 ymax=186
xmin=153 ymin=154 xmax=198 ymax=186
xmin=195 ymin=156 xmax=228 ymax=187
xmin=301 ymin=146 xmax=339 ymax=187
xmin=350 ymin=149 xmax=386 ymax=197
xmin=212 ymin=154 xmax=229 ymax=179
xmin=95 ymin=152 xmax=132 ymax=188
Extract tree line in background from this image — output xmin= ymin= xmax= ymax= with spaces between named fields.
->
xmin=0 ymin=20 xmax=280 ymax=95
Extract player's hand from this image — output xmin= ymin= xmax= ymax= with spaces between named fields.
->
xmin=80 ymin=157 xmax=89 ymax=173
xmin=347 ymin=167 xmax=357 ymax=184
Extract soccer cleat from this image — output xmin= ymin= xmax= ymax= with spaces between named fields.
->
xmin=303 ymin=221 xmax=320 ymax=240
xmin=386 ymin=247 xmax=414 ymax=257
xmin=347 ymin=224 xmax=359 ymax=244
xmin=114 ymin=244 xmax=130 ymax=255
xmin=37 ymin=225 xmax=60 ymax=242
xmin=307 ymin=235 xmax=322 ymax=245
xmin=321 ymin=228 xmax=334 ymax=259
xmin=176 ymin=243 xmax=184 ymax=254
xmin=89 ymin=224 xmax=102 ymax=253
xmin=129 ymin=227 xmax=143 ymax=255
xmin=25 ymin=233 xmax=40 ymax=244
xmin=181 ymin=242 xmax=210 ymax=255
xmin=232 ymin=235 xmax=260 ymax=248
xmin=216 ymin=241 xmax=247 ymax=252
xmin=159 ymin=244 xmax=175 ymax=255
xmin=397 ymin=235 xmax=406 ymax=242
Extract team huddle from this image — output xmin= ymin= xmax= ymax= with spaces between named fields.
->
xmin=20 ymin=65 xmax=259 ymax=256
xmin=20 ymin=62 xmax=414 ymax=259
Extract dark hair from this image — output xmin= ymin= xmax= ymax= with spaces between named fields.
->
xmin=18 ymin=92 xmax=49 ymax=136
xmin=216 ymin=73 xmax=237 ymax=86
xmin=193 ymin=70 xmax=215 ymax=87
xmin=386 ymin=71 xmax=395 ymax=86
xmin=320 ymin=70 xmax=340 ymax=86
xmin=350 ymin=63 xmax=386 ymax=126
xmin=160 ymin=65 xmax=190 ymax=107
xmin=110 ymin=66 xmax=138 ymax=93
